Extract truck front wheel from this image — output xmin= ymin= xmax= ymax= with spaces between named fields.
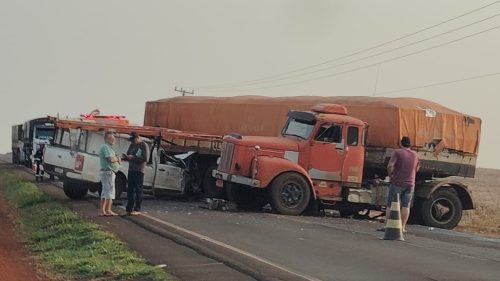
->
xmin=420 ymin=188 xmax=463 ymax=229
xmin=269 ymin=173 xmax=311 ymax=216
xmin=63 ymin=180 xmax=88 ymax=200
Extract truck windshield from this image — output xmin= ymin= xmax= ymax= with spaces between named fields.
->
xmin=282 ymin=118 xmax=316 ymax=140
xmin=35 ymin=128 xmax=54 ymax=140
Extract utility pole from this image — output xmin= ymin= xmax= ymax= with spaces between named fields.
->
xmin=174 ymin=87 xmax=195 ymax=96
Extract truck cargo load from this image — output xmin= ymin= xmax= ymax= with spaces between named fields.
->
xmin=144 ymin=96 xmax=481 ymax=156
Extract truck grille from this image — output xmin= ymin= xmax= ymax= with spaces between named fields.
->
xmin=218 ymin=142 xmax=234 ymax=172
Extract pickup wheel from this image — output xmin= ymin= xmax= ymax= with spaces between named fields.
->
xmin=227 ymin=183 xmax=267 ymax=210
xmin=420 ymin=188 xmax=463 ymax=229
xmin=11 ymin=150 xmax=19 ymax=165
xmin=202 ymin=166 xmax=224 ymax=199
xmin=269 ymin=173 xmax=311 ymax=216
xmin=63 ymin=180 xmax=88 ymax=200
xmin=114 ymin=174 xmax=126 ymax=200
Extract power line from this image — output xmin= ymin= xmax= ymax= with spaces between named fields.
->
xmin=208 ymin=24 xmax=500 ymax=93
xmin=190 ymin=0 xmax=500 ymax=89
xmin=374 ymin=72 xmax=500 ymax=96
xmin=199 ymin=12 xmax=500 ymax=90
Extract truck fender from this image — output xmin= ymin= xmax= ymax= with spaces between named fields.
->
xmin=414 ymin=180 xmax=474 ymax=210
xmin=255 ymin=156 xmax=316 ymax=200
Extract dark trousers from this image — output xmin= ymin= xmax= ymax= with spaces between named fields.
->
xmin=35 ymin=160 xmax=44 ymax=180
xmin=126 ymin=171 xmax=144 ymax=212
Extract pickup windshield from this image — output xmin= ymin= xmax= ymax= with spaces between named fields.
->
xmin=282 ymin=117 xmax=316 ymax=140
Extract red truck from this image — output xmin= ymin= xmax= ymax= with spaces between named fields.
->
xmin=146 ymin=96 xmax=481 ymax=229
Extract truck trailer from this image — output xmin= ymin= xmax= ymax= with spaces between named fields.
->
xmin=145 ymin=96 xmax=481 ymax=229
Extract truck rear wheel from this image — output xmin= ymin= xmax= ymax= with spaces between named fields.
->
xmin=269 ymin=173 xmax=311 ymax=216
xmin=420 ymin=188 xmax=462 ymax=229
xmin=227 ymin=183 xmax=267 ymax=210
xmin=63 ymin=180 xmax=88 ymax=200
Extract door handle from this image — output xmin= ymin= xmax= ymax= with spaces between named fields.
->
xmin=159 ymin=168 xmax=165 ymax=172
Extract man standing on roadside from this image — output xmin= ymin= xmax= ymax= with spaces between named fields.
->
xmin=125 ymin=132 xmax=149 ymax=216
xmin=387 ymin=136 xmax=420 ymax=232
xmin=98 ymin=132 xmax=120 ymax=217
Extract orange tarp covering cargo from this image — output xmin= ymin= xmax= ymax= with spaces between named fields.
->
xmin=144 ymin=96 xmax=481 ymax=155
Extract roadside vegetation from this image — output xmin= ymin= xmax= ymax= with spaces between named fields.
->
xmin=455 ymin=168 xmax=500 ymax=238
xmin=0 ymin=170 xmax=172 ymax=281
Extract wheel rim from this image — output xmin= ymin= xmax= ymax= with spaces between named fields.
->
xmin=279 ymin=182 xmax=303 ymax=208
xmin=430 ymin=197 xmax=455 ymax=225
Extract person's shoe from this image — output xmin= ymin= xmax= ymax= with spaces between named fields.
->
xmin=106 ymin=211 xmax=119 ymax=216
xmin=130 ymin=211 xmax=141 ymax=216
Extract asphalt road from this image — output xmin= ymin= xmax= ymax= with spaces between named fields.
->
xmin=2 ymin=153 xmax=499 ymax=281
xmin=137 ymin=199 xmax=500 ymax=281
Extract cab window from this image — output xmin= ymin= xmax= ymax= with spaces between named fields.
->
xmin=78 ymin=130 xmax=88 ymax=151
xmin=347 ymin=127 xmax=359 ymax=146
xmin=315 ymin=124 xmax=342 ymax=143
xmin=53 ymin=129 xmax=71 ymax=148
xmin=60 ymin=130 xmax=71 ymax=147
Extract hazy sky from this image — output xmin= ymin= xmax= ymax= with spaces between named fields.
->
xmin=1 ymin=0 xmax=499 ymax=169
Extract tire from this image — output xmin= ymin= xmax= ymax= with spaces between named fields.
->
xmin=114 ymin=174 xmax=126 ymax=200
xmin=227 ymin=183 xmax=267 ymax=210
xmin=420 ymin=188 xmax=463 ymax=229
xmin=11 ymin=150 xmax=18 ymax=164
xmin=269 ymin=173 xmax=311 ymax=216
xmin=202 ymin=165 xmax=224 ymax=199
xmin=63 ymin=180 xmax=88 ymax=200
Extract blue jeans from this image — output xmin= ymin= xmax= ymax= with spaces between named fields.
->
xmin=127 ymin=171 xmax=144 ymax=212
xmin=387 ymin=184 xmax=413 ymax=208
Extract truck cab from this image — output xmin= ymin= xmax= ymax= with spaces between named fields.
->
xmin=214 ymin=104 xmax=367 ymax=215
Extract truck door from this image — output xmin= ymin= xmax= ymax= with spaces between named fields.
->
xmin=308 ymin=123 xmax=346 ymax=182
xmin=342 ymin=125 xmax=365 ymax=186
xmin=152 ymin=150 xmax=185 ymax=193
xmin=142 ymin=143 xmax=156 ymax=188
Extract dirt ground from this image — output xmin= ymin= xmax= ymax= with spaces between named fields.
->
xmin=456 ymin=168 xmax=500 ymax=238
xmin=0 ymin=189 xmax=44 ymax=281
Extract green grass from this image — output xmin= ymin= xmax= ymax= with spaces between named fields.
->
xmin=0 ymin=170 xmax=173 ymax=281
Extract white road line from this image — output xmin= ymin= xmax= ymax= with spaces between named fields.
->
xmin=118 ymin=206 xmax=322 ymax=281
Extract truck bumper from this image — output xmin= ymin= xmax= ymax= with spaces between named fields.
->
xmin=212 ymin=170 xmax=261 ymax=188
